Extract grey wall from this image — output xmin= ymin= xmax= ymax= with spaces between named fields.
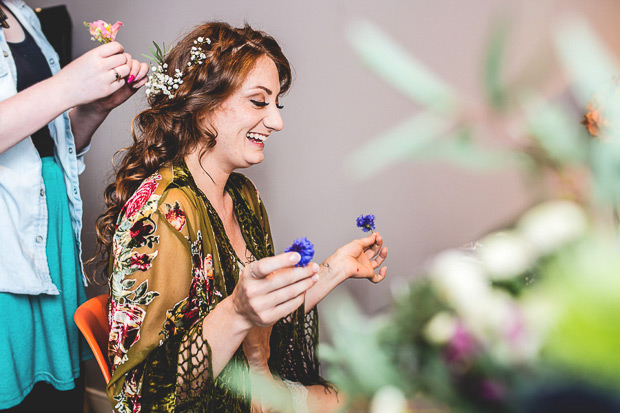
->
xmin=28 ymin=0 xmax=620 ymax=395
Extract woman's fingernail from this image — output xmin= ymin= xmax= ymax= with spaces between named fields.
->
xmin=311 ymin=274 xmax=319 ymax=282
xmin=311 ymin=263 xmax=319 ymax=272
xmin=127 ymin=74 xmax=135 ymax=84
xmin=289 ymin=252 xmax=301 ymax=262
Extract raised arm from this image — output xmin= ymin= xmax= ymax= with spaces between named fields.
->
xmin=0 ymin=42 xmax=147 ymax=154
xmin=69 ymin=52 xmax=148 ymax=152
xmin=304 ymin=232 xmax=388 ymax=312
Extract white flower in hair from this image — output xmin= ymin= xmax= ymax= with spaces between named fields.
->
xmin=144 ymin=37 xmax=210 ymax=99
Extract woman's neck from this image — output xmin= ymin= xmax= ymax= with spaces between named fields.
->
xmin=185 ymin=150 xmax=231 ymax=209
xmin=0 ymin=3 xmax=25 ymax=43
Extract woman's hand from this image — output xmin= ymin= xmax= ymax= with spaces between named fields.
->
xmin=231 ymin=252 xmax=320 ymax=330
xmin=65 ymin=43 xmax=149 ymax=151
xmin=81 ymin=51 xmax=149 ymax=113
xmin=328 ymin=232 xmax=388 ymax=283
xmin=55 ymin=42 xmax=135 ymax=108
xmin=303 ymin=233 xmax=388 ymax=312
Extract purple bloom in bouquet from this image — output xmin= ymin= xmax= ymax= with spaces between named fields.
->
xmin=285 ymin=237 xmax=314 ymax=267
xmin=356 ymin=214 xmax=376 ymax=233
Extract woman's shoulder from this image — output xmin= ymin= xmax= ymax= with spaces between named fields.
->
xmin=120 ymin=165 xmax=197 ymax=223
xmin=229 ymin=172 xmax=261 ymax=200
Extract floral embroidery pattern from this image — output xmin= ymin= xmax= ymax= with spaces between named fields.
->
xmin=109 ymin=173 xmax=163 ymax=375
xmin=130 ymin=251 xmax=157 ymax=271
xmin=163 ymin=200 xmax=187 ymax=231
xmin=129 ymin=217 xmax=158 ymax=248
xmin=113 ymin=367 xmax=143 ymax=413
xmin=160 ymin=231 xmax=214 ymax=342
xmin=124 ymin=174 xmax=162 ymax=219
xmin=109 ymin=300 xmax=146 ymax=361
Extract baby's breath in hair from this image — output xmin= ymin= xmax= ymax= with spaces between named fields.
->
xmin=144 ymin=37 xmax=210 ymax=99
xmin=189 ymin=37 xmax=210 ymax=66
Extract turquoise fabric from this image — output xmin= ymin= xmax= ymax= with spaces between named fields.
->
xmin=0 ymin=157 xmax=92 ymax=409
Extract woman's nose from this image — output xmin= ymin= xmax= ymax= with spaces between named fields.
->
xmin=264 ymin=105 xmax=283 ymax=131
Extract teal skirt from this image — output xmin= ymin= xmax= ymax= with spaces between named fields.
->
xmin=0 ymin=157 xmax=91 ymax=409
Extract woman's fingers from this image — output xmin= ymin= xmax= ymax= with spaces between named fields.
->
xmin=95 ymin=41 xmax=124 ymax=57
xmin=266 ymin=273 xmax=318 ymax=307
xmin=369 ymin=266 xmax=387 ymax=284
xmin=131 ymin=62 xmax=150 ymax=88
xmin=269 ymin=291 xmax=307 ymax=321
xmin=266 ymin=262 xmax=319 ymax=289
xmin=102 ymin=52 xmax=128 ymax=71
xmin=250 ymin=252 xmax=302 ymax=279
xmin=371 ymin=246 xmax=388 ymax=269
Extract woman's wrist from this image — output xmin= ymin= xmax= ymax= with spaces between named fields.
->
xmin=320 ymin=255 xmax=349 ymax=284
xmin=215 ymin=296 xmax=254 ymax=336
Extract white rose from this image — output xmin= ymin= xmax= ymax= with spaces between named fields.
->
xmin=430 ymin=250 xmax=491 ymax=317
xmin=423 ymin=311 xmax=458 ymax=345
xmin=477 ymin=231 xmax=536 ymax=280
xmin=517 ymin=200 xmax=588 ymax=254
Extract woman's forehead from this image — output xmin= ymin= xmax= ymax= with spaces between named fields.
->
xmin=240 ymin=56 xmax=281 ymax=95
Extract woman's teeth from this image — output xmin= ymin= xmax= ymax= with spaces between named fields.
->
xmin=247 ymin=132 xmax=267 ymax=143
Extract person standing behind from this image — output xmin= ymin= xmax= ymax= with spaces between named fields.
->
xmin=0 ymin=1 xmax=148 ymax=411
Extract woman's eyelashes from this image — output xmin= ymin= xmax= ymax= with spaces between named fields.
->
xmin=250 ymin=99 xmax=284 ymax=109
xmin=250 ymin=99 xmax=268 ymax=107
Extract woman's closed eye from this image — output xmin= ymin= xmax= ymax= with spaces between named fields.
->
xmin=250 ymin=99 xmax=268 ymax=108
xmin=250 ymin=99 xmax=284 ymax=109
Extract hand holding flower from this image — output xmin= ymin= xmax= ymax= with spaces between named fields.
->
xmin=84 ymin=20 xmax=123 ymax=44
xmin=284 ymin=237 xmax=314 ymax=267
xmin=356 ymin=214 xmax=376 ymax=233
xmin=328 ymin=232 xmax=388 ymax=283
xmin=230 ymin=252 xmax=319 ymax=329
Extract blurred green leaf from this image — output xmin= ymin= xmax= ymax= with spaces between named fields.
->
xmin=553 ymin=15 xmax=620 ymax=106
xmin=484 ymin=19 xmax=511 ymax=110
xmin=346 ymin=19 xmax=458 ymax=113
xmin=344 ymin=112 xmax=531 ymax=179
xmin=343 ymin=111 xmax=447 ymax=179
xmin=412 ymin=128 xmax=531 ymax=170
xmin=520 ymin=94 xmax=590 ymax=164
xmin=590 ymin=138 xmax=620 ymax=204
xmin=537 ymin=238 xmax=620 ymax=389
xmin=319 ymin=293 xmax=402 ymax=398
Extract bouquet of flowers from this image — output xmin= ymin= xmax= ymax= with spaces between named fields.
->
xmin=320 ymin=11 xmax=620 ymax=413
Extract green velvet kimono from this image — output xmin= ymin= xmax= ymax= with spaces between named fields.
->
xmin=106 ymin=162 xmax=322 ymax=412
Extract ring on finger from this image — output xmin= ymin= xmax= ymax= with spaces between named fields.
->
xmin=249 ymin=262 xmax=258 ymax=279
xmin=113 ymin=69 xmax=121 ymax=82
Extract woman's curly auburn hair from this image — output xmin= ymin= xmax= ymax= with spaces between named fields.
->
xmin=89 ymin=21 xmax=292 ymax=283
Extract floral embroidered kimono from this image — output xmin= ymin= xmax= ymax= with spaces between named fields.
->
xmin=107 ymin=163 xmax=323 ymax=412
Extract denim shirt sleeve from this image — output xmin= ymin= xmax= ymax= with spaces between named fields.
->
xmin=0 ymin=0 xmax=88 ymax=295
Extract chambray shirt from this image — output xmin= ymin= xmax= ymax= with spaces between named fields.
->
xmin=0 ymin=0 xmax=88 ymax=295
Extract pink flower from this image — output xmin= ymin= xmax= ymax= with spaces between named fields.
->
xmin=130 ymin=253 xmax=154 ymax=271
xmin=165 ymin=201 xmax=186 ymax=232
xmin=124 ymin=175 xmax=161 ymax=219
xmin=109 ymin=300 xmax=146 ymax=363
xmin=84 ymin=20 xmax=123 ymax=44
xmin=444 ymin=323 xmax=477 ymax=364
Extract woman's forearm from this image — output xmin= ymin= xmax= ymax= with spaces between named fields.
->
xmin=200 ymin=296 xmax=252 ymax=378
xmin=304 ymin=261 xmax=348 ymax=312
xmin=69 ymin=104 xmax=111 ymax=153
xmin=0 ymin=75 xmax=74 ymax=154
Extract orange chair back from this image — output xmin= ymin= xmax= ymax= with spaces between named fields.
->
xmin=74 ymin=294 xmax=112 ymax=383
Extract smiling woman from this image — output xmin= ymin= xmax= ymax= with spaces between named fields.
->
xmin=93 ymin=21 xmax=388 ymax=413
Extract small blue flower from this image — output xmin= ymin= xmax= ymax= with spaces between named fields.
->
xmin=356 ymin=214 xmax=376 ymax=233
xmin=285 ymin=237 xmax=315 ymax=267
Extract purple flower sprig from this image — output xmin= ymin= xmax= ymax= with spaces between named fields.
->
xmin=356 ymin=214 xmax=376 ymax=233
xmin=285 ymin=237 xmax=315 ymax=267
